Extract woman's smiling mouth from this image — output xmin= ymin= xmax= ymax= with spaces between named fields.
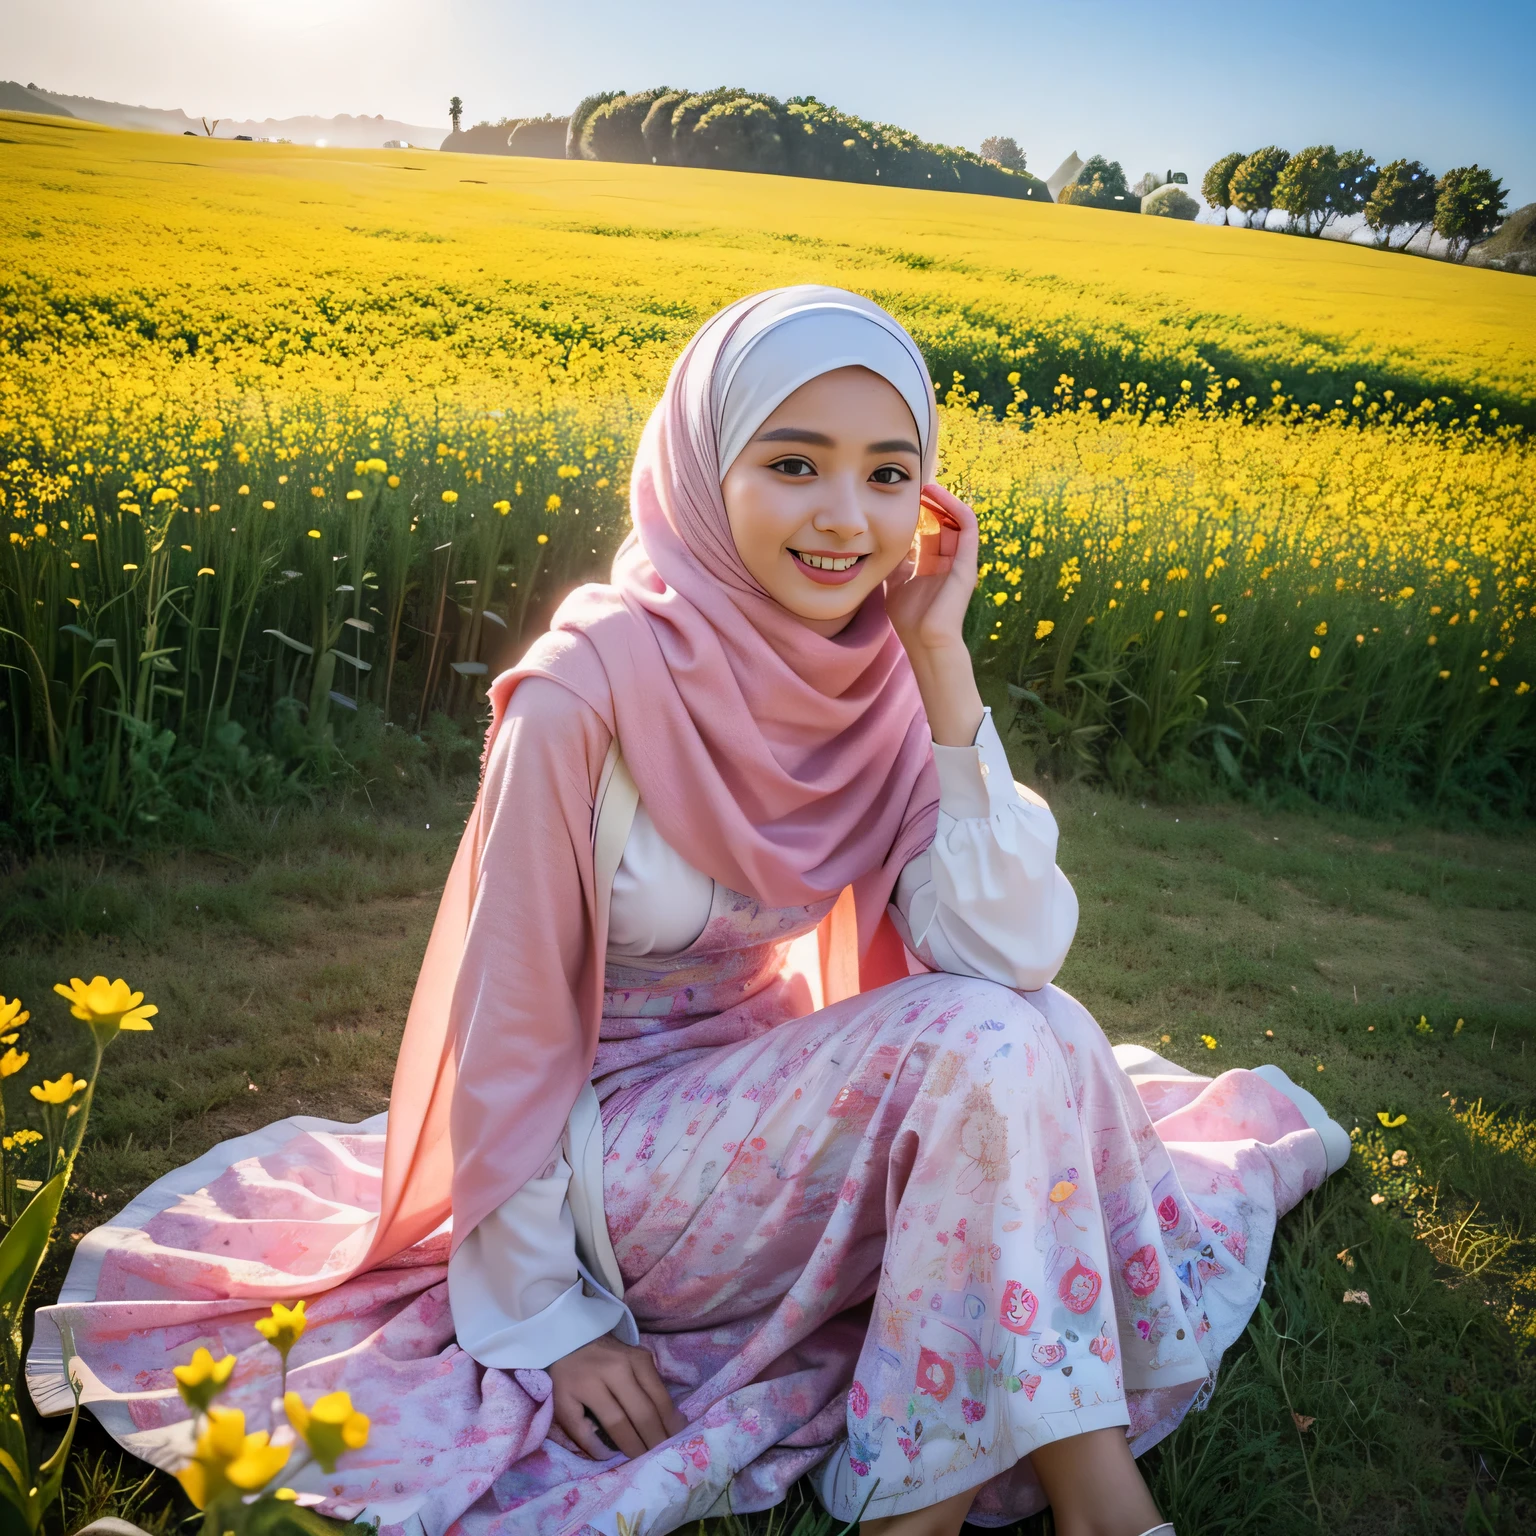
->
xmin=790 ymin=548 xmax=868 ymax=584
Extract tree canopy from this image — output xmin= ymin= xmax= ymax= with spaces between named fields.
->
xmin=567 ymin=87 xmax=1052 ymax=201
xmin=979 ymin=136 xmax=1027 ymax=173
xmin=1273 ymin=144 xmax=1339 ymax=234
xmin=1202 ymin=151 xmax=1246 ymax=210
xmin=1434 ymin=165 xmax=1509 ymax=260
xmin=1060 ymin=154 xmax=1137 ymax=213
xmin=1364 ymin=159 xmax=1439 ymax=249
xmin=1229 ymin=146 xmax=1291 ymax=215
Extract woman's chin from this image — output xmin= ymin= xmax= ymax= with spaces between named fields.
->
xmin=768 ymin=580 xmax=873 ymax=632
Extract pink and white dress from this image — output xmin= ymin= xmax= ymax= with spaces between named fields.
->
xmin=30 ymin=708 xmax=1347 ymax=1535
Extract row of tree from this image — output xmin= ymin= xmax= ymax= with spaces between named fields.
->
xmin=1202 ymin=146 xmax=1508 ymax=258
xmin=565 ymin=88 xmax=1052 ymax=200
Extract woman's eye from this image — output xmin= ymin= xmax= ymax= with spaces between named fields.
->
xmin=769 ymin=456 xmax=816 ymax=477
xmin=870 ymin=465 xmax=911 ymax=485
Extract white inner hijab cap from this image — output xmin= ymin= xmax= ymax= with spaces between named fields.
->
xmin=709 ymin=288 xmax=937 ymax=484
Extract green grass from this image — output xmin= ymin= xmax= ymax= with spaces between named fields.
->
xmin=0 ymin=713 xmax=1531 ymax=1534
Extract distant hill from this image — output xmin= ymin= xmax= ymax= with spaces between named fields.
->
xmin=0 ymin=81 xmax=74 ymax=117
xmin=1468 ymin=203 xmax=1536 ymax=276
xmin=21 ymin=86 xmax=443 ymax=147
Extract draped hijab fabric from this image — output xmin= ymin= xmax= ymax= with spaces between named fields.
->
xmin=365 ymin=285 xmax=944 ymax=1274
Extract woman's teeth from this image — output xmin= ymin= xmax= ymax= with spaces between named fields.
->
xmin=793 ymin=551 xmax=862 ymax=571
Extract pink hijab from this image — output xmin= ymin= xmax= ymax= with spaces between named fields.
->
xmin=365 ymin=286 xmax=943 ymax=1268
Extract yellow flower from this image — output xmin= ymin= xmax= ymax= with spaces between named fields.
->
xmin=285 ymin=1389 xmax=370 ymax=1473
xmin=1309 ymin=645 xmax=1321 ymax=659
xmin=536 ymin=532 xmax=549 ymax=544
xmin=493 ymin=500 xmax=510 ymax=514
xmin=122 ymin=563 xmax=138 ymax=572
xmin=1377 ymin=1112 xmax=1407 ymax=1128
xmin=387 ymin=474 xmax=401 ymax=488
xmin=0 ymin=1048 xmax=29 ymax=1078
xmin=309 ymin=486 xmax=324 ymax=498
xmin=34 ymin=523 xmax=47 ymax=538
xmin=1200 ymin=1034 xmax=1218 ymax=1050
xmin=255 ymin=1300 xmax=307 ymax=1361
xmin=545 ymin=494 xmax=561 ymax=512
xmin=1034 ymin=618 xmax=1055 ymax=640
xmin=53 ymin=975 xmax=158 ymax=1044
xmin=31 ymin=1073 xmax=89 ymax=1105
xmin=197 ymin=567 xmax=215 ymax=577
xmin=238 ymin=484 xmax=250 ymax=496
xmin=175 ymin=1406 xmax=290 ymax=1509
xmin=307 ymin=528 xmax=321 ymax=538
xmin=346 ymin=489 xmax=363 ymax=501
xmin=173 ymin=1346 xmax=236 ymax=1413
xmin=365 ymin=457 xmax=388 ymax=474
xmin=441 ymin=489 xmax=459 ymax=504
xmin=0 ymin=997 xmax=29 ymax=1034
xmin=263 ymin=500 xmax=276 ymax=510
xmin=2 ymin=1129 xmax=42 ymax=1152
xmin=1313 ymin=621 xmax=1327 ymax=636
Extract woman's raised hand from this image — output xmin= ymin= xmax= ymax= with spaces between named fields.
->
xmin=547 ymin=1334 xmax=687 ymax=1461
xmin=885 ymin=482 xmax=986 ymax=747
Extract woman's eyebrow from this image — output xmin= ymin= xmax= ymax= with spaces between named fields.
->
xmin=868 ymin=438 xmax=920 ymax=455
xmin=755 ymin=426 xmax=834 ymax=446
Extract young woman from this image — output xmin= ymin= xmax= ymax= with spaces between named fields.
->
xmin=34 ymin=287 xmax=1349 ymax=1536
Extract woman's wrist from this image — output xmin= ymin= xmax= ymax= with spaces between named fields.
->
xmin=909 ymin=641 xmax=984 ymax=747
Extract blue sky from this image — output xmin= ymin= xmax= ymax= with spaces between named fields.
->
xmin=4 ymin=0 xmax=1531 ymax=204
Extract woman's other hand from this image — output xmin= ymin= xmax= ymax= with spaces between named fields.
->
xmin=885 ymin=482 xmax=985 ymax=746
xmin=547 ymin=1334 xmax=687 ymax=1460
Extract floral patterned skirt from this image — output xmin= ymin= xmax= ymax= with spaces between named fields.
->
xmin=31 ymin=973 xmax=1336 ymax=1536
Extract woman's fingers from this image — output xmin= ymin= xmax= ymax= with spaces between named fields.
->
xmin=582 ymin=1383 xmax=649 ymax=1460
xmin=921 ymin=484 xmax=977 ymax=575
xmin=554 ymin=1393 xmax=615 ymax=1461
xmin=608 ymin=1365 xmax=672 ymax=1452
xmin=630 ymin=1346 xmax=688 ymax=1437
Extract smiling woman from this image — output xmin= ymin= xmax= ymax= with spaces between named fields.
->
xmin=34 ymin=286 xmax=1351 ymax=1536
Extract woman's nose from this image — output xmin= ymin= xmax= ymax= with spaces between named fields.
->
xmin=810 ymin=473 xmax=869 ymax=540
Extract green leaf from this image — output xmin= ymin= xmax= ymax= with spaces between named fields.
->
xmin=0 ymin=1170 xmax=67 ymax=1327
xmin=1212 ymin=734 xmax=1246 ymax=787
xmin=330 ymin=650 xmax=372 ymax=672
xmin=263 ymin=629 xmax=314 ymax=656
xmin=449 ymin=661 xmax=488 ymax=676
xmin=58 ymin=624 xmax=96 ymax=645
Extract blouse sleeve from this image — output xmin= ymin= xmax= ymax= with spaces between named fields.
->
xmin=446 ymin=677 xmax=640 ymax=1371
xmin=887 ymin=706 xmax=1079 ymax=991
xmin=447 ymin=1146 xmax=639 ymax=1370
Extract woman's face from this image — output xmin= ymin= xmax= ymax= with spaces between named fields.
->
xmin=721 ymin=366 xmax=923 ymax=637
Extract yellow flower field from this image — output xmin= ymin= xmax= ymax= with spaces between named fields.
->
xmin=0 ymin=110 xmax=1531 ymax=840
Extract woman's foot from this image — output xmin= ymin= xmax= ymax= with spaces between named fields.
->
xmin=860 ymin=1484 xmax=977 ymax=1536
xmin=1028 ymin=1425 xmax=1163 ymax=1536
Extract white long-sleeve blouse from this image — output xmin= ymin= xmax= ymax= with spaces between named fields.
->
xmin=447 ymin=706 xmax=1080 ymax=1370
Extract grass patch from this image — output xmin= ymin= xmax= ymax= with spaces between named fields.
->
xmin=0 ymin=735 xmax=1531 ymax=1534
